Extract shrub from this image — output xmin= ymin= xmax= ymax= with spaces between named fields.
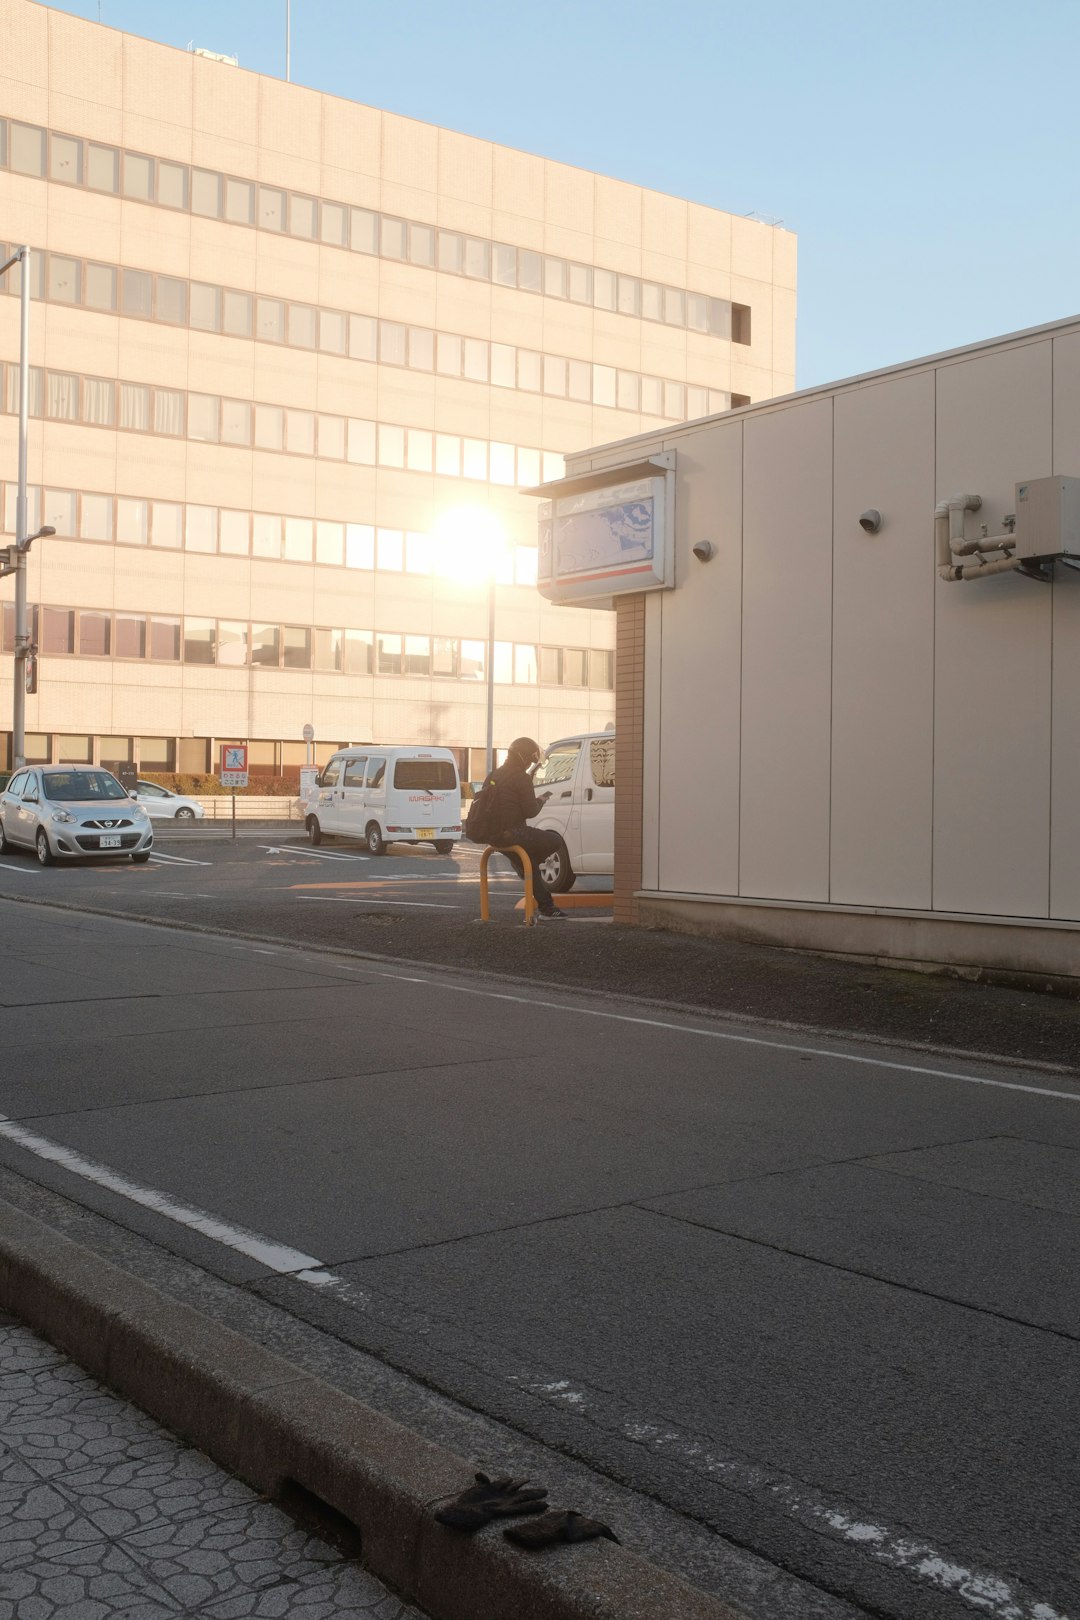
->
xmin=140 ymin=772 xmax=301 ymax=797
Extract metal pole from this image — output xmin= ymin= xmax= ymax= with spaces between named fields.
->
xmin=285 ymin=0 xmax=291 ymax=81
xmin=485 ymin=574 xmax=495 ymax=776
xmin=13 ymin=246 xmax=30 ymax=769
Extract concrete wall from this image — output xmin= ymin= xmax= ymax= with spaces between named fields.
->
xmin=578 ymin=317 xmax=1080 ymax=976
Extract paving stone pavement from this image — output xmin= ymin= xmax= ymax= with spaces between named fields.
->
xmin=0 ymin=1313 xmax=422 ymax=1619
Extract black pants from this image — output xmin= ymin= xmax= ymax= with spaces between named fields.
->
xmin=499 ymin=824 xmax=561 ymax=912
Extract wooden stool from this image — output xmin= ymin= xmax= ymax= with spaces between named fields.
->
xmin=479 ymin=844 xmax=536 ymax=926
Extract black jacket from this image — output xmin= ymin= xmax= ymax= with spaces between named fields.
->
xmin=490 ymin=758 xmax=543 ymax=837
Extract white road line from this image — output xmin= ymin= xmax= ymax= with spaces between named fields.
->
xmin=302 ymin=895 xmax=456 ymax=910
xmin=0 ymin=862 xmax=38 ymax=875
xmin=261 ymin=845 xmax=369 ymax=863
xmin=0 ymin=1116 xmax=322 ymax=1274
xmin=148 ymin=851 xmax=212 ymax=867
xmin=362 ymin=970 xmax=1080 ymax=1104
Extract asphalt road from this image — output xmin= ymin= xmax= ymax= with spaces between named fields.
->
xmin=1 ymin=895 xmax=1077 ymax=1620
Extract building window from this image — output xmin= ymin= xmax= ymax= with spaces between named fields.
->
xmin=80 ymin=494 xmax=113 ymax=541
xmin=284 ymin=517 xmax=313 ymax=562
xmin=156 ymin=276 xmax=187 ymax=324
xmin=191 ymin=168 xmax=221 ymax=216
xmin=283 ymin=626 xmax=311 ymax=669
xmin=121 ymin=270 xmax=153 ymax=318
xmin=149 ymin=618 xmax=180 ymax=660
xmin=82 ymin=377 xmax=115 ymax=427
xmin=41 ymin=608 xmax=74 ymax=654
xmin=225 ymin=177 xmax=255 ymax=224
xmin=313 ymin=627 xmax=343 ymax=671
xmin=116 ymin=498 xmax=148 ymax=545
xmin=219 ymin=510 xmax=250 ymax=556
xmin=158 ymin=161 xmax=189 ymax=209
xmin=79 ymin=611 xmax=111 ymax=657
xmin=47 ymin=256 xmax=80 ymax=304
xmin=252 ymin=514 xmax=282 ymax=558
xmin=10 ymin=122 xmax=46 ymax=176
xmin=251 ymin=625 xmax=280 ymax=666
xmin=85 ymin=263 xmax=117 ymax=311
xmin=154 ymin=389 xmax=184 ymax=435
xmin=87 ymin=143 xmax=119 ymax=193
xmin=258 ymin=186 xmax=286 ymax=231
xmin=343 ymin=629 xmax=373 ymax=673
xmin=119 ymin=383 xmax=150 ymax=431
xmin=123 ymin=152 xmax=155 ymax=201
xmin=151 ymin=502 xmax=182 ymax=549
xmin=185 ymin=507 xmax=217 ymax=553
xmin=114 ymin=616 xmax=146 ymax=658
xmin=222 ymin=290 xmax=253 ymax=337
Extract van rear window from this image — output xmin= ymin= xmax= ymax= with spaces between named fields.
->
xmin=394 ymin=760 xmax=457 ymax=791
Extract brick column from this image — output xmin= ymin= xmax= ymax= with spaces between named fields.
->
xmin=614 ymin=593 xmax=645 ymax=924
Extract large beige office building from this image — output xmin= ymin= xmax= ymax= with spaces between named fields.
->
xmin=0 ymin=0 xmax=795 ymax=780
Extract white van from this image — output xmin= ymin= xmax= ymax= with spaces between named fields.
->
xmin=529 ymin=731 xmax=615 ymax=892
xmin=304 ymin=745 xmax=462 ymax=855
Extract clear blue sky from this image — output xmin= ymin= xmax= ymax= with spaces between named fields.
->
xmin=38 ymin=0 xmax=1080 ymax=388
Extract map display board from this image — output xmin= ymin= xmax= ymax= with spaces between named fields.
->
xmin=538 ymin=473 xmax=671 ymax=604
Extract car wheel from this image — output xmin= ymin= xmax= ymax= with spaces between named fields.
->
xmin=538 ymin=837 xmax=575 ymax=893
xmin=366 ymin=822 xmax=386 ymax=856
xmin=306 ymin=816 xmax=322 ymax=846
xmin=35 ymin=830 xmax=54 ymax=867
xmin=434 ymin=840 xmax=455 ymax=854
xmin=0 ymin=820 xmax=8 ymax=855
xmin=175 ymin=806 xmax=195 ymax=822
xmin=131 ymin=851 xmax=150 ymax=864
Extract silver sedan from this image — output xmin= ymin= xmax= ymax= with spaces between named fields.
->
xmin=0 ymin=766 xmax=154 ymax=865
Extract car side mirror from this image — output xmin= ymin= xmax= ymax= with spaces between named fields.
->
xmin=129 ymin=789 xmax=138 ymax=799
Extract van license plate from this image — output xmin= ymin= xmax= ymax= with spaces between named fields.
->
xmin=416 ymin=828 xmax=435 ymax=839
xmin=99 ymin=835 xmax=121 ymax=849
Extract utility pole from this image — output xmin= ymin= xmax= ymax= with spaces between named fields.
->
xmin=0 ymin=246 xmax=54 ymax=768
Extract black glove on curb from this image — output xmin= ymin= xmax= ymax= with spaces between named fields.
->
xmin=435 ymin=1472 xmax=549 ymax=1531
xmin=504 ymin=1508 xmax=620 ymax=1548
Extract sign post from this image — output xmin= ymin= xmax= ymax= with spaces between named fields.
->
xmin=219 ymin=744 xmax=249 ymax=842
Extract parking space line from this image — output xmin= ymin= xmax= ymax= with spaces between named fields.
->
xmin=149 ymin=852 xmax=212 ymax=867
xmin=261 ymin=845 xmax=370 ymax=863
xmin=0 ymin=862 xmax=38 ymax=875
xmin=301 ymin=895 xmax=457 ymax=909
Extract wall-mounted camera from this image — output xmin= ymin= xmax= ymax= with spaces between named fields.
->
xmin=858 ymin=509 xmax=882 ymax=534
xmin=692 ymin=540 xmax=716 ymax=561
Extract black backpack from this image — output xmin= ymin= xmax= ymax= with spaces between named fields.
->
xmin=465 ymin=772 xmax=503 ymax=844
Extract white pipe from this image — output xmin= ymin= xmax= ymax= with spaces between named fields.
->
xmin=938 ymin=554 xmax=1022 ymax=582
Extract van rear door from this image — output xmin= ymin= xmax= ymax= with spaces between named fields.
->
xmin=391 ymin=755 xmax=460 ymax=839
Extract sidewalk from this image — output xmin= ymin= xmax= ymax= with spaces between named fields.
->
xmin=0 ymin=1310 xmax=418 ymax=1619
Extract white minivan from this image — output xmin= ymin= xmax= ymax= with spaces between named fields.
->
xmin=304 ymin=745 xmax=462 ymax=855
xmin=529 ymin=731 xmax=615 ymax=893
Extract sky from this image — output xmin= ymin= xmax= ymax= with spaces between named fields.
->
xmin=36 ymin=0 xmax=1080 ymax=389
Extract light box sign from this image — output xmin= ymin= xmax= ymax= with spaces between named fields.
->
xmin=537 ymin=468 xmax=672 ymax=605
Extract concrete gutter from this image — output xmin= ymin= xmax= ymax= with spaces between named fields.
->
xmin=0 ymin=1198 xmax=745 ymax=1620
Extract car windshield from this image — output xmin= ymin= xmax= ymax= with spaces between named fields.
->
xmin=44 ymin=770 xmax=127 ymax=802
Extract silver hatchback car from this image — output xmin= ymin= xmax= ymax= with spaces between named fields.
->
xmin=0 ymin=766 xmax=154 ymax=865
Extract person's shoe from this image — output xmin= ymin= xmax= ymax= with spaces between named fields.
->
xmin=537 ymin=906 xmax=567 ymax=920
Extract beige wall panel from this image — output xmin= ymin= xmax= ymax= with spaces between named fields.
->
xmin=640 ymin=589 xmax=662 ymax=889
xmin=313 ymin=696 xmax=373 ymax=739
xmin=1049 ymin=331 xmax=1080 ymax=918
xmin=376 ymin=181 xmax=436 ymax=226
xmin=114 ymin=436 xmax=187 ymax=497
xmin=192 ymin=55 xmax=259 ymax=145
xmin=730 ymin=363 xmax=774 ymax=403
xmin=184 ymin=450 xmax=253 ymax=510
xmin=254 ymin=239 xmax=323 ymax=300
xmin=381 ymin=114 xmax=438 ymax=194
xmin=731 ymin=218 xmax=774 ymax=283
xmin=0 ymin=72 xmax=47 ymax=124
xmin=258 ymin=77 xmax=322 ymax=163
xmin=831 ymin=373 xmax=935 ymax=907
xmin=594 ymin=176 xmax=641 ymax=250
xmin=116 ymin=323 xmax=191 ymax=387
xmin=187 ymin=333 xmax=255 ymax=398
xmin=118 ymin=209 xmax=193 ymax=279
xmin=122 ymin=48 xmax=191 ymax=132
xmin=593 ymin=239 xmax=643 ymax=277
xmin=490 ymin=292 xmax=544 ymax=348
xmin=641 ymin=251 xmax=689 ymax=291
xmin=377 ymin=280 xmax=437 ymax=330
xmin=47 ymin=93 xmax=123 ymax=145
xmin=640 ymin=334 xmax=689 ymax=380
xmin=540 ymin=304 xmax=594 ymax=357
xmin=435 ymin=198 xmax=492 ymax=239
xmin=318 ymin=463 xmax=376 ymax=514
xmin=429 ymin=383 xmax=491 ymax=439
xmin=46 ymin=187 xmax=123 ymax=262
xmin=687 ymin=204 xmax=732 ymax=275
xmin=432 ymin=283 xmax=493 ymax=342
xmin=251 ymin=452 xmax=315 ymax=515
xmin=121 ymin=114 xmax=193 ymax=166
xmin=189 ymin=132 xmax=258 ymax=178
xmin=376 ymin=373 xmax=436 ymax=429
xmin=319 ymin=164 xmax=380 ymax=215
xmin=2 ymin=0 xmax=48 ymax=85
xmin=933 ymin=339 xmax=1053 ymax=917
xmin=772 ymin=287 xmax=797 ymax=380
xmin=541 ymin=226 xmax=597 ymax=266
xmin=438 ymin=130 xmax=493 ymax=208
xmin=492 ymin=210 xmax=545 ymax=252
xmin=655 ymin=421 xmax=743 ymax=896
xmin=1 ymin=176 xmax=51 ymax=248
xmin=773 ymin=230 xmax=798 ymax=291
xmin=492 ymin=147 xmax=545 ymax=222
xmin=40 ymin=429 xmax=116 ymax=497
xmin=545 ymin=163 xmax=595 ymax=237
xmin=252 ymin=351 xmax=317 ymax=409
xmin=43 ymin=304 xmax=118 ymax=377
xmin=188 ymin=223 xmax=257 ymax=287
xmin=740 ymin=398 xmax=833 ymax=900
xmin=642 ymin=191 xmax=688 ymax=260
xmin=320 ymin=96 xmax=381 ymax=184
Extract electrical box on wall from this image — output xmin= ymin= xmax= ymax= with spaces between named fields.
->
xmin=1013 ymin=476 xmax=1080 ymax=560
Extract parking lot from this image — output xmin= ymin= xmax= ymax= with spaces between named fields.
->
xmin=0 ymin=827 xmax=613 ymax=929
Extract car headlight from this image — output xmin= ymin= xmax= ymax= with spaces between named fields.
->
xmin=51 ymin=810 xmax=76 ymax=824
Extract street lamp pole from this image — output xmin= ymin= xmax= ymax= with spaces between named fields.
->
xmin=0 ymin=246 xmax=33 ymax=768
xmin=485 ymin=575 xmax=496 ymax=776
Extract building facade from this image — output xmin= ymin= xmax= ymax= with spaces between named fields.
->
xmin=0 ymin=0 xmax=795 ymax=780
xmin=542 ymin=317 xmax=1080 ymax=982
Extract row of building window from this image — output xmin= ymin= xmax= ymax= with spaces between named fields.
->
xmin=0 ymin=244 xmax=744 ymax=422
xmin=0 ymin=363 xmax=578 ymax=487
xmin=0 ymin=117 xmax=752 ymax=344
xmin=0 ymin=603 xmax=614 ymax=689
xmin=0 ymin=483 xmax=540 ymax=583
xmin=0 ymin=735 xmax=552 ymax=783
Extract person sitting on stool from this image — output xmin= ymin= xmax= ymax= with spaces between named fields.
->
xmin=490 ymin=737 xmax=566 ymax=921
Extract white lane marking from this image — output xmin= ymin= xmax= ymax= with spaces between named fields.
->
xmin=261 ymin=845 xmax=369 ymax=863
xmin=148 ymin=851 xmax=212 ymax=867
xmin=0 ymin=1116 xmax=321 ymax=1274
xmin=361 ymin=970 xmax=1080 ymax=1104
xmin=0 ymin=862 xmax=38 ymax=875
xmin=302 ymin=896 xmax=456 ymax=910
xmin=619 ymin=1418 xmax=1068 ymax=1620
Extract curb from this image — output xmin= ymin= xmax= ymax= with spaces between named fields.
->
xmin=0 ymin=1198 xmax=745 ymax=1620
